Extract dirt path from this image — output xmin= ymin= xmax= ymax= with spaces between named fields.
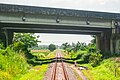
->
xmin=64 ymin=63 xmax=78 ymax=80
xmin=43 ymin=63 xmax=53 ymax=80
xmin=70 ymin=65 xmax=88 ymax=80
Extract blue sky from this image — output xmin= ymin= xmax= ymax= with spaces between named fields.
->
xmin=0 ymin=0 xmax=120 ymax=46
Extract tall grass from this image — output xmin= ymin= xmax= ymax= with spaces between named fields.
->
xmin=0 ymin=47 xmax=30 ymax=80
xmin=82 ymin=58 xmax=120 ymax=80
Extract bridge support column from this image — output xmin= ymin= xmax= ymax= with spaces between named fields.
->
xmin=104 ymin=31 xmax=111 ymax=53
xmin=111 ymin=34 xmax=120 ymax=54
xmin=0 ymin=29 xmax=13 ymax=47
xmin=96 ymin=34 xmax=101 ymax=51
xmin=96 ymin=31 xmax=111 ymax=54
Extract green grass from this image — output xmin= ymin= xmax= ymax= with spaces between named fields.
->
xmin=31 ymin=50 xmax=56 ymax=59
xmin=32 ymin=52 xmax=49 ymax=56
xmin=82 ymin=58 xmax=120 ymax=80
xmin=19 ymin=64 xmax=48 ymax=80
xmin=0 ymin=48 xmax=30 ymax=80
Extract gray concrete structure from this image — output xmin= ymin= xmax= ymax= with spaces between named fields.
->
xmin=0 ymin=3 xmax=120 ymax=53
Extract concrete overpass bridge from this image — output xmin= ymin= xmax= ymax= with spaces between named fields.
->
xmin=0 ymin=3 xmax=120 ymax=53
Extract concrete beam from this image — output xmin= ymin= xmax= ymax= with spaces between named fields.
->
xmin=2 ymin=27 xmax=102 ymax=35
xmin=0 ymin=13 xmax=113 ymax=29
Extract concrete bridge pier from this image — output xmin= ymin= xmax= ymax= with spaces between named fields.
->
xmin=96 ymin=31 xmax=111 ymax=54
xmin=104 ymin=31 xmax=111 ymax=53
xmin=96 ymin=34 xmax=101 ymax=51
xmin=111 ymin=34 xmax=120 ymax=54
xmin=115 ymin=38 xmax=120 ymax=54
xmin=0 ymin=29 xmax=13 ymax=47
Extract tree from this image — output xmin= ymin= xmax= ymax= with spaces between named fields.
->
xmin=13 ymin=33 xmax=40 ymax=48
xmin=61 ymin=42 xmax=71 ymax=51
xmin=71 ymin=42 xmax=87 ymax=52
xmin=48 ymin=44 xmax=56 ymax=51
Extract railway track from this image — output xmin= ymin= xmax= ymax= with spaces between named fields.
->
xmin=51 ymin=51 xmax=69 ymax=80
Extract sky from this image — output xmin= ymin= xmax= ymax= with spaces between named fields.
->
xmin=36 ymin=33 xmax=93 ymax=46
xmin=0 ymin=0 xmax=120 ymax=46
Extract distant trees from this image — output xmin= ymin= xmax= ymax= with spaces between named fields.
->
xmin=31 ymin=45 xmax=49 ymax=50
xmin=48 ymin=44 xmax=56 ymax=51
xmin=61 ymin=42 xmax=71 ymax=52
xmin=61 ymin=42 xmax=87 ymax=53
xmin=13 ymin=33 xmax=40 ymax=48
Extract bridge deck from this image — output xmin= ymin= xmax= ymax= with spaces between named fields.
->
xmin=0 ymin=3 xmax=120 ymax=20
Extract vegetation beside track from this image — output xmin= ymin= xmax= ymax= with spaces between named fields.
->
xmin=63 ymin=49 xmax=120 ymax=80
xmin=0 ymin=43 xmax=56 ymax=80
xmin=0 ymin=33 xmax=56 ymax=80
xmin=82 ymin=58 xmax=120 ymax=80
xmin=61 ymin=40 xmax=120 ymax=80
xmin=19 ymin=64 xmax=48 ymax=80
xmin=0 ymin=45 xmax=30 ymax=80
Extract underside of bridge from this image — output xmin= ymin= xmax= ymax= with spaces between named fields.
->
xmin=0 ymin=3 xmax=120 ymax=54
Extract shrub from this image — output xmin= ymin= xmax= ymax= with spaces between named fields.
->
xmin=82 ymin=53 xmax=91 ymax=63
xmin=38 ymin=53 xmax=45 ymax=58
xmin=81 ymin=50 xmax=102 ymax=66
xmin=89 ymin=52 xmax=102 ymax=67
xmin=12 ymin=42 xmax=35 ymax=59
xmin=13 ymin=41 xmax=25 ymax=53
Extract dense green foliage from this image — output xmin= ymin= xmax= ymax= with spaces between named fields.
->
xmin=0 ymin=33 xmax=54 ymax=80
xmin=0 ymin=45 xmax=30 ymax=80
xmin=61 ymin=42 xmax=87 ymax=53
xmin=89 ymin=52 xmax=102 ymax=67
xmin=48 ymin=44 xmax=56 ymax=51
xmin=82 ymin=58 xmax=120 ymax=80
xmin=13 ymin=33 xmax=40 ymax=48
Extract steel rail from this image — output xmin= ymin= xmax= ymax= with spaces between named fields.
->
xmin=51 ymin=52 xmax=69 ymax=80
